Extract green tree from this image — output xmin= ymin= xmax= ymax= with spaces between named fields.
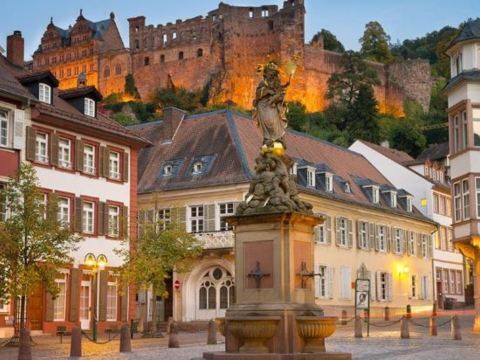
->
xmin=124 ymin=74 xmax=140 ymax=99
xmin=345 ymin=84 xmax=380 ymax=143
xmin=0 ymin=164 xmax=80 ymax=330
xmin=359 ymin=21 xmax=394 ymax=63
xmin=118 ymin=214 xmax=202 ymax=334
xmin=111 ymin=112 xmax=140 ymax=126
xmin=287 ymin=101 xmax=307 ymax=131
xmin=151 ymin=87 xmax=202 ymax=113
xmin=310 ymin=29 xmax=345 ymax=52
xmin=389 ymin=117 xmax=427 ymax=157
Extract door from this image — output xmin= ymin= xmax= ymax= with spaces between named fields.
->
xmin=79 ymin=281 xmax=91 ymax=330
xmin=28 ymin=286 xmax=43 ymax=330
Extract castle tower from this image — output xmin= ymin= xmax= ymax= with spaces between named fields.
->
xmin=445 ymin=18 xmax=480 ymax=332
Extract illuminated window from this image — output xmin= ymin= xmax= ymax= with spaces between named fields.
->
xmin=84 ymin=98 xmax=95 ymax=117
xmin=106 ymin=281 xmax=117 ymax=321
xmin=53 ymin=277 xmax=67 ymax=321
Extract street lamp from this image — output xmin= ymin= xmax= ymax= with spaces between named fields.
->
xmin=84 ymin=253 xmax=108 ymax=342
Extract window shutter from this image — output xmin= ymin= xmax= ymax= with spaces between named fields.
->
xmin=205 ymin=204 xmax=216 ymax=232
xmin=417 ymin=233 xmax=423 ymax=258
xmin=45 ymin=291 xmax=54 ymax=322
xmin=390 ymin=227 xmax=396 ymax=253
xmin=369 ymin=223 xmax=375 ymax=250
xmin=120 ymin=282 xmax=129 ymax=322
xmin=327 ymin=267 xmax=335 ymax=299
xmin=325 ymin=216 xmax=332 ymax=245
xmin=347 ymin=219 xmax=353 ymax=248
xmin=425 ymin=276 xmax=431 ymax=300
xmin=370 ymin=272 xmax=376 ymax=302
xmin=98 ymin=146 xmax=106 ymax=177
xmin=401 ymin=230 xmax=406 ymax=254
xmin=75 ymin=140 xmax=84 ymax=171
xmin=406 ymin=231 xmax=411 ymax=256
xmin=387 ymin=273 xmax=393 ymax=301
xmin=75 ymin=197 xmax=83 ymax=233
xmin=98 ymin=270 xmax=108 ymax=322
xmin=25 ymin=126 xmax=36 ymax=161
xmin=49 ymin=133 xmax=59 ymax=166
xmin=335 ymin=217 xmax=341 ymax=246
xmin=122 ymin=205 xmax=129 ymax=239
xmin=123 ymin=152 xmax=129 ymax=182
xmin=69 ymin=268 xmax=81 ymax=322
xmin=98 ymin=202 xmax=105 ymax=236
xmin=356 ymin=221 xmax=362 ymax=249
xmin=314 ymin=265 xmax=321 ymax=297
xmin=171 ymin=207 xmax=187 ymax=231
xmin=376 ymin=272 xmax=381 ymax=301
xmin=385 ymin=227 xmax=391 ymax=252
xmin=374 ymin=225 xmax=380 ymax=251
xmin=340 ymin=266 xmax=352 ymax=300
xmin=428 ymin=235 xmax=433 ymax=258
xmin=314 ymin=225 xmax=321 ymax=244
xmin=13 ymin=109 xmax=25 ymax=150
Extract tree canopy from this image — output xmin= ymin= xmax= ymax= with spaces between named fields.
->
xmin=359 ymin=21 xmax=394 ymax=63
xmin=310 ymin=29 xmax=345 ymax=52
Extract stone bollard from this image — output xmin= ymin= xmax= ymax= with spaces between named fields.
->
xmin=354 ymin=316 xmax=363 ymax=338
xmin=18 ymin=328 xmax=32 ymax=360
xmin=207 ymin=319 xmax=217 ymax=345
xmin=400 ymin=317 xmax=410 ymax=339
xmin=432 ymin=302 xmax=437 ymax=317
xmin=168 ymin=321 xmax=180 ymax=348
xmin=429 ymin=316 xmax=437 ymax=336
xmin=341 ymin=310 xmax=347 ymax=325
xmin=405 ymin=304 xmax=412 ymax=319
xmin=451 ymin=315 xmax=462 ymax=340
xmin=166 ymin=316 xmax=174 ymax=334
xmin=384 ymin=306 xmax=390 ymax=321
xmin=120 ymin=324 xmax=132 ymax=353
xmin=70 ymin=326 xmax=82 ymax=358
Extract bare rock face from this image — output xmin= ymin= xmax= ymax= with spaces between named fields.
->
xmin=237 ymin=152 xmax=313 ymax=215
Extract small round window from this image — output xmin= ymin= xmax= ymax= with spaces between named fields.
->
xmin=193 ymin=161 xmax=203 ymax=174
xmin=212 ymin=268 xmax=223 ymax=280
xmin=163 ymin=164 xmax=173 ymax=176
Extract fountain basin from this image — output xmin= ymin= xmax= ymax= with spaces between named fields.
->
xmin=296 ymin=316 xmax=337 ymax=353
xmin=228 ymin=316 xmax=280 ymax=353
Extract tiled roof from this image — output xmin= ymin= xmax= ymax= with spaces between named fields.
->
xmin=444 ymin=69 xmax=480 ymax=92
xmin=59 ymin=86 xmax=103 ymax=101
xmin=17 ymin=70 xmax=59 ymax=87
xmin=413 ymin=142 xmax=449 ymax=164
xmin=136 ymin=110 xmax=430 ymax=222
xmin=357 ymin=140 xmax=414 ymax=164
xmin=0 ymin=55 xmax=36 ymax=102
xmin=449 ymin=18 xmax=480 ymax=48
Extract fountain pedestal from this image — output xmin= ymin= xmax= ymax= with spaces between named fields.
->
xmin=198 ymin=212 xmax=351 ymax=360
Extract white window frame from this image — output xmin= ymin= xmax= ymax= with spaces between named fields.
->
xmin=456 ymin=270 xmax=463 ymax=295
xmin=325 ymin=173 xmax=333 ymax=192
xmin=35 ymin=132 xmax=49 ymax=163
xmin=409 ymin=231 xmax=415 ymax=256
xmin=359 ymin=221 xmax=368 ymax=249
xmin=421 ymin=235 xmax=428 ymax=258
xmin=378 ymin=225 xmax=386 ymax=252
xmin=476 ymin=177 xmax=480 ymax=218
xmin=106 ymin=280 xmax=117 ymax=321
xmin=163 ymin=164 xmax=173 ymax=176
xmin=58 ymin=138 xmax=72 ymax=169
xmin=307 ymin=167 xmax=315 ymax=187
xmin=189 ymin=205 xmax=204 ymax=233
xmin=108 ymin=205 xmax=120 ymax=237
xmin=108 ymin=151 xmax=120 ymax=180
xmin=53 ymin=277 xmax=67 ymax=321
xmin=390 ymin=191 xmax=397 ymax=208
xmin=0 ymin=110 xmax=9 ymax=147
xmin=83 ymin=144 xmax=95 ymax=174
xmin=339 ymin=218 xmax=347 ymax=247
xmin=39 ymin=83 xmax=51 ymax=103
xmin=82 ymin=201 xmax=95 ymax=234
xmin=406 ymin=196 xmax=413 ymax=212
xmin=84 ymin=98 xmax=95 ymax=117
xmin=261 ymin=9 xmax=269 ymax=17
xmin=218 ymin=202 xmax=235 ymax=231
xmin=316 ymin=265 xmax=328 ymax=298
xmin=290 ymin=162 xmax=297 ymax=175
xmin=372 ymin=186 xmax=379 ymax=204
xmin=454 ymin=182 xmax=462 ymax=222
xmin=379 ymin=272 xmax=388 ymax=301
xmin=157 ymin=208 xmax=171 ymax=231
xmin=315 ymin=223 xmax=326 ymax=244
xmin=192 ymin=161 xmax=203 ymax=175
xmin=57 ymin=197 xmax=70 ymax=226
xmin=462 ymin=179 xmax=470 ymax=220
xmin=394 ymin=228 xmax=402 ymax=254
xmin=449 ymin=269 xmax=456 ymax=294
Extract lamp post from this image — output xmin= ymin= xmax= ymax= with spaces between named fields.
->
xmin=84 ymin=253 xmax=108 ymax=342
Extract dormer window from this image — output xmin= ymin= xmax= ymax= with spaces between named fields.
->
xmin=307 ymin=167 xmax=315 ymax=187
xmin=163 ymin=164 xmax=173 ymax=176
xmin=193 ymin=161 xmax=203 ymax=174
xmin=325 ymin=173 xmax=333 ymax=192
xmin=39 ymin=83 xmax=51 ymax=104
xmin=406 ymin=196 xmax=413 ymax=212
xmin=290 ymin=162 xmax=297 ymax=176
xmin=390 ymin=191 xmax=397 ymax=208
xmin=84 ymin=98 xmax=95 ymax=117
xmin=344 ymin=182 xmax=351 ymax=193
xmin=454 ymin=52 xmax=463 ymax=76
xmin=372 ymin=186 xmax=379 ymax=204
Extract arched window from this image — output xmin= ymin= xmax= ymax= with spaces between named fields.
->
xmin=144 ymin=56 xmax=150 ymax=66
xmin=104 ymin=66 xmax=110 ymax=78
xmin=197 ymin=48 xmax=203 ymax=58
xmin=198 ymin=267 xmax=235 ymax=312
xmin=178 ymin=51 xmax=184 ymax=60
xmin=115 ymin=64 xmax=121 ymax=75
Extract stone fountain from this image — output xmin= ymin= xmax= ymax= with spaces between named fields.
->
xmin=195 ymin=61 xmax=351 ymax=360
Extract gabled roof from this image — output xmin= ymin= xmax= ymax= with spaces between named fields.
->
xmin=0 ymin=55 xmax=37 ymax=103
xmin=135 ymin=110 xmax=430 ymax=222
xmin=59 ymin=86 xmax=103 ymax=101
xmin=17 ymin=70 xmax=59 ymax=87
xmin=449 ymin=18 xmax=480 ymax=49
xmin=412 ymin=142 xmax=449 ymax=164
xmin=356 ymin=140 xmax=414 ymax=164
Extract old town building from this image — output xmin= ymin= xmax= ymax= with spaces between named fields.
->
xmin=445 ymin=18 xmax=480 ymax=332
xmin=32 ymin=11 xmax=130 ymax=96
xmin=33 ymin=2 xmax=432 ymax=114
xmin=0 ymin=33 xmax=149 ymax=336
xmin=132 ymin=107 xmax=437 ymax=322
xmin=350 ymin=140 xmax=465 ymax=309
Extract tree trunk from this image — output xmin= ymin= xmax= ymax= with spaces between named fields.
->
xmin=20 ymin=295 xmax=26 ymax=330
xmin=150 ymin=288 xmax=158 ymax=334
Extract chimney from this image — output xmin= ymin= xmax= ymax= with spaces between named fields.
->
xmin=7 ymin=31 xmax=24 ymax=67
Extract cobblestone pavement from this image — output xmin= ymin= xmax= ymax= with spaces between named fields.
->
xmin=1 ymin=315 xmax=479 ymax=359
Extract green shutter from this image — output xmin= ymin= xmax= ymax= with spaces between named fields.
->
xmin=98 ymin=270 xmax=108 ymax=322
xmin=171 ymin=207 xmax=186 ymax=231
xmin=50 ymin=133 xmax=59 ymax=166
xmin=25 ymin=126 xmax=36 ymax=162
xmin=356 ymin=221 xmax=362 ymax=249
xmin=69 ymin=268 xmax=81 ymax=322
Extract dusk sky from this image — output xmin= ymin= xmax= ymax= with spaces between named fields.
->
xmin=1 ymin=0 xmax=478 ymax=60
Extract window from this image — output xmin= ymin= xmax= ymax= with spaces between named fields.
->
xmin=108 ymin=205 xmax=120 ymax=237
xmin=83 ymin=144 xmax=95 ymax=174
xmin=53 ymin=277 xmax=67 ymax=321
xmin=442 ymin=269 xmax=449 ymax=294
xmin=58 ymin=138 xmax=71 ymax=168
xmin=57 ymin=197 xmax=70 ymax=226
xmin=377 ymin=225 xmax=386 ymax=252
xmin=421 ymin=235 xmax=428 ymax=257
xmin=372 ymin=186 xmax=379 ymax=204
xmin=192 ymin=161 xmax=203 ymax=174
xmin=454 ymin=182 xmax=462 ymax=222
xmin=462 ymin=111 xmax=468 ymax=149
xmin=390 ymin=192 xmax=397 ymax=208
xmin=0 ymin=299 xmax=9 ymax=313
xmin=0 ymin=110 xmax=8 ymax=147
xmin=317 ymin=266 xmax=327 ymax=298
xmin=394 ymin=228 xmax=402 ymax=254
xmin=144 ymin=56 xmax=150 ymax=66
xmin=162 ymin=34 xmax=168 ymax=45
xmin=115 ymin=64 xmax=122 ymax=75
xmin=160 ymin=54 xmax=165 ymax=63
xmin=378 ymin=272 xmax=391 ymax=301
xmin=463 ymin=179 xmax=470 ymax=220
xmin=178 ymin=51 xmax=184 ymax=60
xmin=158 ymin=208 xmax=171 ymax=230
xmin=409 ymin=231 xmax=415 ymax=256
xmin=39 ymin=83 xmax=51 ymax=103
xmin=476 ymin=178 xmax=480 ymax=218
xmin=172 ymin=32 xmax=177 ymax=40
xmin=104 ymin=66 xmax=110 ymax=78
xmin=359 ymin=221 xmax=368 ymax=249
xmin=433 ymin=193 xmax=439 ymax=214
xmin=339 ymin=266 xmax=351 ymax=300
xmin=421 ymin=276 xmax=429 ymax=300
xmin=411 ymin=275 xmax=417 ymax=298
xmin=109 ymin=151 xmax=120 ymax=180
xmin=106 ymin=281 xmax=117 ymax=321
xmin=338 ymin=218 xmax=347 ymax=246
xmin=456 ymin=270 xmax=463 ymax=294
xmin=315 ymin=223 xmax=326 ymax=244
xmin=35 ymin=132 xmax=49 ymax=163
xmin=439 ymin=194 xmax=446 ymax=215
xmin=449 ymin=269 xmax=456 ymax=294
xmin=82 ymin=201 xmax=94 ymax=234
xmin=325 ymin=174 xmax=333 ymax=192
xmin=163 ymin=164 xmax=173 ymax=176
xmin=406 ymin=196 xmax=413 ymax=212
xmin=219 ymin=202 xmax=235 ymax=231
xmin=0 ymin=183 xmax=7 ymax=222
xmin=344 ymin=182 xmax=351 ymax=193
xmin=261 ymin=8 xmax=269 ymax=17
xmin=248 ymin=8 xmax=254 ymax=18
xmin=190 ymin=205 xmax=204 ymax=233
xmin=307 ymin=168 xmax=315 ymax=187
xmin=454 ymin=52 xmax=463 ymax=76
xmin=473 ymin=108 xmax=480 ymax=146
xmin=84 ymin=98 xmax=95 ymax=117
xmin=290 ymin=162 xmax=297 ymax=175
xmin=197 ymin=48 xmax=203 ymax=57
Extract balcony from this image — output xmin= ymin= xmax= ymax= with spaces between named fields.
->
xmin=195 ymin=231 xmax=234 ymax=249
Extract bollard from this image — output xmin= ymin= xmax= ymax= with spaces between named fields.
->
xmin=384 ymin=306 xmax=390 ymax=321
xmin=167 ymin=316 xmax=174 ymax=334
xmin=405 ymin=304 xmax=412 ymax=319
xmin=207 ymin=319 xmax=217 ymax=345
xmin=432 ymin=302 xmax=437 ymax=317
xmin=18 ymin=328 xmax=32 ymax=360
xmin=341 ymin=310 xmax=347 ymax=325
xmin=120 ymin=324 xmax=132 ymax=353
xmin=354 ymin=316 xmax=363 ymax=338
xmin=70 ymin=326 xmax=82 ymax=358
xmin=168 ymin=321 xmax=180 ymax=348
xmin=451 ymin=315 xmax=462 ymax=340
xmin=400 ymin=317 xmax=410 ymax=339
xmin=429 ymin=316 xmax=437 ymax=336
